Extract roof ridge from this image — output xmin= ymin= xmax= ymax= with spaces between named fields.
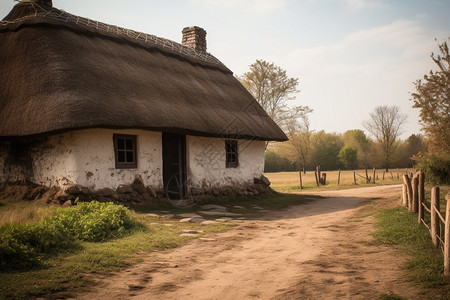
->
xmin=1 ymin=2 xmax=227 ymax=69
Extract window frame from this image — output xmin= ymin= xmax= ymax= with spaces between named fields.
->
xmin=113 ymin=134 xmax=137 ymax=169
xmin=225 ymin=140 xmax=239 ymax=168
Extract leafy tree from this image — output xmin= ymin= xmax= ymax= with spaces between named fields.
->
xmin=338 ymin=146 xmax=358 ymax=170
xmin=411 ymin=38 xmax=450 ymax=154
xmin=310 ymin=131 xmax=344 ymax=170
xmin=363 ymin=105 xmax=407 ymax=172
xmin=239 ymin=59 xmax=310 ymax=131
xmin=405 ymin=134 xmax=427 ymax=162
xmin=342 ymin=129 xmax=370 ymax=168
xmin=264 ymin=150 xmax=297 ymax=172
xmin=285 ymin=109 xmax=314 ymax=172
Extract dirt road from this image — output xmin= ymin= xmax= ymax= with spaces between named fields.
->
xmin=76 ymin=185 xmax=424 ymax=299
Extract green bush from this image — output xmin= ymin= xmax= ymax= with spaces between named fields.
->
xmin=0 ymin=201 xmax=136 ymax=272
xmin=0 ymin=222 xmax=74 ymax=271
xmin=0 ymin=229 xmax=39 ymax=270
xmin=416 ymin=154 xmax=450 ymax=185
xmin=52 ymin=201 xmax=135 ymax=242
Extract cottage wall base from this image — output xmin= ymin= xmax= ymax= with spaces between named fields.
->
xmin=0 ymin=176 xmax=273 ymax=208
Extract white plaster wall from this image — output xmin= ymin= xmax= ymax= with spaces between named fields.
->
xmin=32 ymin=133 xmax=78 ymax=186
xmin=1 ymin=130 xmax=264 ymax=192
xmin=6 ymin=129 xmax=164 ymax=190
xmin=187 ymin=136 xmax=265 ymax=189
xmin=58 ymin=129 xmax=163 ymax=189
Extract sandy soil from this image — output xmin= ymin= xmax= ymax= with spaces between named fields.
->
xmin=75 ymin=185 xmax=426 ymax=299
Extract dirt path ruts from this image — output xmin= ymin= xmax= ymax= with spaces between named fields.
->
xmin=75 ymin=185 xmax=424 ymax=299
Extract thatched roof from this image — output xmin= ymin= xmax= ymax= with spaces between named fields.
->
xmin=0 ymin=2 xmax=287 ymax=141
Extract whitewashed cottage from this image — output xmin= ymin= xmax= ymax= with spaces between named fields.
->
xmin=0 ymin=0 xmax=287 ymax=204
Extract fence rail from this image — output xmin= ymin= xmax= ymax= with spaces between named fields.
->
xmin=402 ymin=172 xmax=450 ymax=276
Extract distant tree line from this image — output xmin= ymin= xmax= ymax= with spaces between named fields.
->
xmin=264 ymin=130 xmax=426 ymax=172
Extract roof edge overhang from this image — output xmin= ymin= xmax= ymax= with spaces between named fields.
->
xmin=0 ymin=126 xmax=288 ymax=143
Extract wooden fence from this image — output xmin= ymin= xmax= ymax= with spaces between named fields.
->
xmin=402 ymin=172 xmax=450 ymax=276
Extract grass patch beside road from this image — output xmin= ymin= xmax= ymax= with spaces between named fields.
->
xmin=0 ymin=201 xmax=230 ymax=300
xmin=371 ymin=203 xmax=450 ymax=297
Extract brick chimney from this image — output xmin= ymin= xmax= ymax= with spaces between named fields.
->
xmin=182 ymin=26 xmax=207 ymax=52
xmin=35 ymin=0 xmax=53 ymax=7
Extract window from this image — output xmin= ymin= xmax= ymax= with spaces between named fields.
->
xmin=225 ymin=140 xmax=238 ymax=168
xmin=113 ymin=134 xmax=137 ymax=169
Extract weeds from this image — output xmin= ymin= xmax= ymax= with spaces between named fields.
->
xmin=0 ymin=201 xmax=137 ymax=272
xmin=372 ymin=206 xmax=450 ymax=293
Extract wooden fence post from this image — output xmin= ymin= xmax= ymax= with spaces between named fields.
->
xmin=322 ymin=173 xmax=327 ymax=185
xmin=418 ymin=172 xmax=425 ymax=224
xmin=412 ymin=176 xmax=419 ymax=213
xmin=373 ymin=168 xmax=376 ymax=184
xmin=353 ymin=172 xmax=356 ymax=185
xmin=444 ymin=193 xmax=450 ymax=276
xmin=402 ymin=184 xmax=407 ymax=207
xmin=365 ymin=168 xmax=369 ymax=183
xmin=431 ymin=187 xmax=440 ymax=248
xmin=382 ymin=172 xmax=385 ymax=180
xmin=403 ymin=175 xmax=413 ymax=211
xmin=299 ymin=170 xmax=303 ymax=190
xmin=315 ymin=165 xmax=321 ymax=186
xmin=337 ymin=169 xmax=341 ymax=185
xmin=314 ymin=170 xmax=319 ymax=187
xmin=419 ymin=172 xmax=425 ymax=203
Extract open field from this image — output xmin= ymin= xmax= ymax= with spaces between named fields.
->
xmin=265 ymin=168 xmax=411 ymax=192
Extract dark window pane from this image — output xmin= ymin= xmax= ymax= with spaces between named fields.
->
xmin=114 ymin=134 xmax=137 ymax=169
xmin=225 ymin=140 xmax=238 ymax=167
xmin=118 ymin=138 xmax=125 ymax=150
xmin=126 ymin=139 xmax=133 ymax=150
xmin=126 ymin=151 xmax=134 ymax=163
xmin=118 ymin=151 xmax=125 ymax=162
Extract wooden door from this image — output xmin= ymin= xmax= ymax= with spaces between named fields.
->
xmin=162 ymin=133 xmax=187 ymax=200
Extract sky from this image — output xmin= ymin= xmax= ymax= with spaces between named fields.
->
xmin=1 ymin=0 xmax=449 ymax=140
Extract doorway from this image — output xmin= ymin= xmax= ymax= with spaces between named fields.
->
xmin=162 ymin=133 xmax=187 ymax=200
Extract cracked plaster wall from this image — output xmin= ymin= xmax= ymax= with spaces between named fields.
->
xmin=187 ymin=136 xmax=265 ymax=189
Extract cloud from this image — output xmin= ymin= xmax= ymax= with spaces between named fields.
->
xmin=285 ymin=18 xmax=430 ymax=71
xmin=275 ymin=17 xmax=436 ymax=138
xmin=190 ymin=0 xmax=287 ymax=12
xmin=343 ymin=0 xmax=386 ymax=10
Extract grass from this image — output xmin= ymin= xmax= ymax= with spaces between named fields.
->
xmin=371 ymin=199 xmax=450 ymax=298
xmin=265 ymin=169 xmax=408 ymax=192
xmin=0 ymin=211 xmax=229 ymax=299
xmin=379 ymin=292 xmax=407 ymax=300
xmin=0 ymin=198 xmax=58 ymax=226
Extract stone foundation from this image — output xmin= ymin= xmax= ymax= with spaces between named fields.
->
xmin=0 ymin=175 xmax=273 ymax=207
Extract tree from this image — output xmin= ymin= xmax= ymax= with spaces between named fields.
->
xmin=405 ymin=134 xmax=427 ymax=160
xmin=239 ymin=59 xmax=310 ymax=131
xmin=411 ymin=38 xmax=450 ymax=154
xmin=264 ymin=150 xmax=297 ymax=172
xmin=363 ymin=105 xmax=407 ymax=172
xmin=285 ymin=109 xmax=314 ymax=172
xmin=338 ymin=146 xmax=358 ymax=170
xmin=342 ymin=129 xmax=370 ymax=168
xmin=310 ymin=131 xmax=344 ymax=170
